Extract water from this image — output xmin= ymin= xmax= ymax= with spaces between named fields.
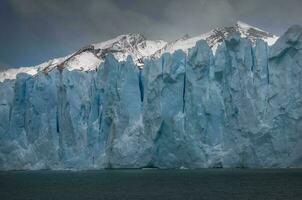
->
xmin=0 ymin=169 xmax=302 ymax=200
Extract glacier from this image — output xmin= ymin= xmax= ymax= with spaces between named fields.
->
xmin=0 ymin=25 xmax=302 ymax=170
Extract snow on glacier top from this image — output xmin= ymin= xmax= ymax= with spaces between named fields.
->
xmin=153 ymin=21 xmax=279 ymax=57
xmin=93 ymin=33 xmax=168 ymax=65
xmin=0 ymin=22 xmax=279 ymax=82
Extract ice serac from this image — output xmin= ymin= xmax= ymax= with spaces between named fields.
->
xmin=185 ymin=40 xmax=226 ymax=168
xmin=266 ymin=25 xmax=302 ymax=167
xmin=145 ymin=50 xmax=188 ymax=168
xmin=0 ymin=26 xmax=302 ymax=170
xmin=100 ymin=55 xmax=151 ymax=168
xmin=214 ymin=33 xmax=267 ymax=167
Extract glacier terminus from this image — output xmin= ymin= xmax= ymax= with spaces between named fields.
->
xmin=0 ymin=23 xmax=301 ymax=170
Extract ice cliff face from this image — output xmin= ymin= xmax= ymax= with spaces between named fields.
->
xmin=0 ymin=25 xmax=302 ymax=170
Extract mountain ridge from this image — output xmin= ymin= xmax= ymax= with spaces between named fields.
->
xmin=0 ymin=21 xmax=278 ymax=82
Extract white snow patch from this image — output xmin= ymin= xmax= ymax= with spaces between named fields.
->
xmin=0 ymin=22 xmax=279 ymax=82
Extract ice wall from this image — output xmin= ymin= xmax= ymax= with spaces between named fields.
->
xmin=0 ymin=26 xmax=302 ymax=170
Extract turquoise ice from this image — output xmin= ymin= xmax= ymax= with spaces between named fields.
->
xmin=0 ymin=26 xmax=302 ymax=170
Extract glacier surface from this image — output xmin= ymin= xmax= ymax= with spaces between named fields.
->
xmin=0 ymin=26 xmax=302 ymax=170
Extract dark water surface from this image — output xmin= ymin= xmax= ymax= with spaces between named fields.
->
xmin=0 ymin=169 xmax=302 ymax=200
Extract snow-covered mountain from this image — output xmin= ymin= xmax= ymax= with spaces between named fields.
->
xmin=0 ymin=21 xmax=278 ymax=82
xmin=152 ymin=21 xmax=278 ymax=57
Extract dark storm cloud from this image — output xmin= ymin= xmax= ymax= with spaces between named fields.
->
xmin=0 ymin=0 xmax=301 ymax=67
xmin=228 ymin=0 xmax=302 ymax=35
xmin=7 ymin=0 xmax=235 ymax=41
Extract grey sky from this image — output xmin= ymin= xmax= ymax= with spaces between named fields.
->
xmin=0 ymin=0 xmax=301 ymax=67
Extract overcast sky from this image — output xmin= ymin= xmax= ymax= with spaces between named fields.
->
xmin=0 ymin=0 xmax=301 ymax=67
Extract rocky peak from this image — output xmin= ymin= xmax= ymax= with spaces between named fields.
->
xmin=0 ymin=22 xmax=278 ymax=82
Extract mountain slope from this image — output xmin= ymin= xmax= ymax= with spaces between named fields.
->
xmin=153 ymin=21 xmax=278 ymax=57
xmin=0 ymin=21 xmax=278 ymax=82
